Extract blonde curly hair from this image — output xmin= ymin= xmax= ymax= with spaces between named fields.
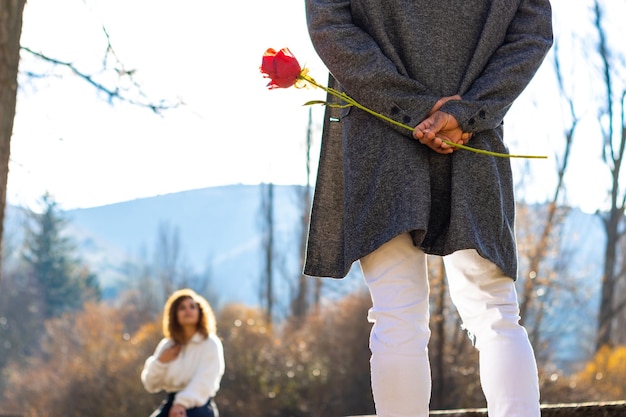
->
xmin=162 ymin=288 xmax=216 ymax=344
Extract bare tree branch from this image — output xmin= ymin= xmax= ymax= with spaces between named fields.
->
xmin=20 ymin=22 xmax=182 ymax=114
xmin=594 ymin=0 xmax=614 ymax=164
xmin=21 ymin=46 xmax=180 ymax=114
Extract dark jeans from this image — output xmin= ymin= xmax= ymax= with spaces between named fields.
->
xmin=150 ymin=393 xmax=218 ymax=417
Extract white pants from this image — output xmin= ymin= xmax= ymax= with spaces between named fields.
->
xmin=360 ymin=233 xmax=540 ymax=417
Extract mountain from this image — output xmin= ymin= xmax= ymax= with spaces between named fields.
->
xmin=60 ymin=184 xmax=364 ymax=306
xmin=3 ymin=185 xmax=605 ymax=309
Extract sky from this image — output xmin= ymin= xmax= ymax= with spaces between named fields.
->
xmin=6 ymin=0 xmax=625 ymax=213
xmin=9 ymin=0 xmax=327 ymax=210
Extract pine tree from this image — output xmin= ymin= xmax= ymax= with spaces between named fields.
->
xmin=22 ymin=193 xmax=100 ymax=318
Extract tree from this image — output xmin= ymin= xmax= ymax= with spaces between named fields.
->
xmin=507 ymin=37 xmax=588 ymax=366
xmin=117 ymin=222 xmax=218 ymax=321
xmin=22 ymin=193 xmax=100 ymax=318
xmin=517 ymin=40 xmax=577 ymax=329
xmin=517 ymin=0 xmax=626 ymax=354
xmin=118 ymin=249 xmax=162 ymax=323
xmin=0 ymin=261 xmax=45 ymax=394
xmin=291 ymin=108 xmax=322 ymax=319
xmin=0 ymin=0 xmax=27 ymax=287
xmin=1 ymin=194 xmax=99 ymax=396
xmin=590 ymin=0 xmax=626 ymax=350
xmin=153 ymin=221 xmax=183 ymax=303
xmin=259 ymin=182 xmax=276 ymax=325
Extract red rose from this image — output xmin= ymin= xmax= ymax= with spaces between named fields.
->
xmin=259 ymin=47 xmax=542 ymax=158
xmin=260 ymin=48 xmax=302 ymax=89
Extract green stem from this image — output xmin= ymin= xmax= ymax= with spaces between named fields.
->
xmin=300 ymin=74 xmax=547 ymax=159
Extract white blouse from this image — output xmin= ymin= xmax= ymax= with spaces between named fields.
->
xmin=141 ymin=333 xmax=225 ymax=409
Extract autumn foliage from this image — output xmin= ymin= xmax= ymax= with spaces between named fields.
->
xmin=1 ymin=293 xmax=625 ymax=417
xmin=1 ymin=302 xmax=162 ymax=417
xmin=572 ymin=345 xmax=626 ymax=400
xmin=0 ymin=293 xmax=375 ymax=417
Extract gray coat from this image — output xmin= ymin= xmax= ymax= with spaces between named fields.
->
xmin=303 ymin=0 xmax=553 ymax=279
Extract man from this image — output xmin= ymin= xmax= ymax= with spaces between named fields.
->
xmin=303 ymin=1 xmax=553 ymax=416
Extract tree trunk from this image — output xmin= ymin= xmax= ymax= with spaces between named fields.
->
xmin=260 ymin=182 xmax=274 ymax=325
xmin=597 ymin=210 xmax=621 ymax=350
xmin=291 ymin=109 xmax=314 ymax=319
xmin=0 ymin=0 xmax=27 ymax=287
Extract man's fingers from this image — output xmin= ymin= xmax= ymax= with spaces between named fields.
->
xmin=460 ymin=132 xmax=473 ymax=144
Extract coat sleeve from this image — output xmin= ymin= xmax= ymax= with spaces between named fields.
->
xmin=440 ymin=0 xmax=553 ymax=133
xmin=174 ymin=336 xmax=225 ymax=409
xmin=140 ymin=338 xmax=171 ymax=393
xmin=305 ymin=0 xmax=440 ymax=135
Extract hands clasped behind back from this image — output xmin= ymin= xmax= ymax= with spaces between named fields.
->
xmin=413 ymin=95 xmax=472 ymax=154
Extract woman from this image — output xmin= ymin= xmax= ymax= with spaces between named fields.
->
xmin=142 ymin=289 xmax=225 ymax=417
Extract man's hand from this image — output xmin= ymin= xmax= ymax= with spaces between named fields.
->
xmin=413 ymin=95 xmax=472 ymax=154
xmin=428 ymin=94 xmax=461 ymax=116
